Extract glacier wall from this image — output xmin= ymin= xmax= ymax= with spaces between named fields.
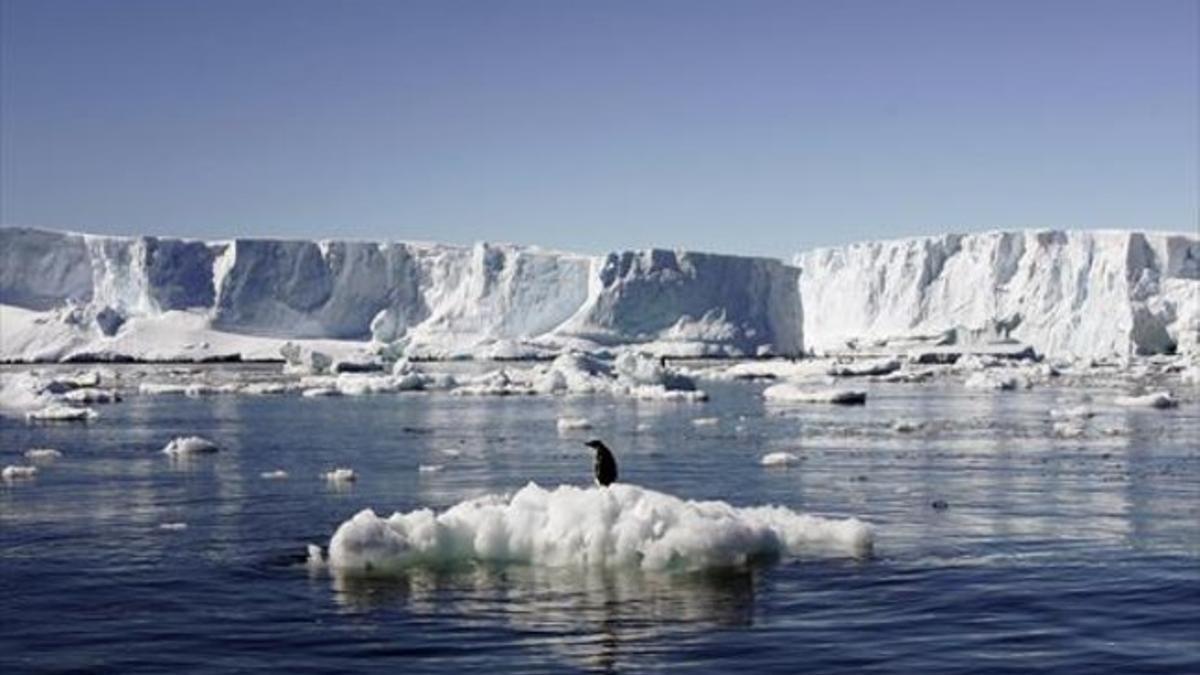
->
xmin=796 ymin=230 xmax=1199 ymax=359
xmin=0 ymin=227 xmax=802 ymax=360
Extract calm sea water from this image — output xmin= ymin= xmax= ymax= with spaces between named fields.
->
xmin=2 ymin=367 xmax=1198 ymax=673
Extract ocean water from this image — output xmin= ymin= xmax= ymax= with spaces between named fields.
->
xmin=2 ymin=368 xmax=1198 ymax=673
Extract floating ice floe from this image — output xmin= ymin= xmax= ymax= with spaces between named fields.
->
xmin=302 ymin=387 xmax=341 ymax=398
xmin=62 ymin=387 xmax=121 ymax=404
xmin=1050 ymin=405 xmax=1095 ymax=420
xmin=890 ymin=420 xmax=924 ymax=433
xmin=1114 ymin=391 xmax=1178 ymax=409
xmin=762 ymin=384 xmax=867 ymax=405
xmin=322 ymin=482 xmax=873 ymax=573
xmin=827 ymin=357 xmax=901 ymax=378
xmin=556 ymin=417 xmax=593 ymax=433
xmin=26 ymin=405 xmax=98 ymax=422
xmin=159 ymin=522 xmax=188 ymax=531
xmin=964 ymin=372 xmax=1027 ymax=391
xmin=324 ymin=468 xmax=357 ymax=482
xmin=162 ymin=436 xmax=220 ymax=456
xmin=760 ymin=451 xmax=801 ymax=467
xmin=418 ymin=464 xmax=444 ymax=473
xmin=260 ymin=469 xmax=289 ymax=480
xmin=691 ymin=417 xmax=720 ymax=427
xmin=2 ymin=465 xmax=38 ymax=480
xmin=24 ymin=448 xmax=62 ymax=460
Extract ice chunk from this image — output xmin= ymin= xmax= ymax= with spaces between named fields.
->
xmin=691 ymin=417 xmax=720 ymax=427
xmin=302 ymin=387 xmax=341 ymax=398
xmin=890 ymin=420 xmax=924 ymax=433
xmin=324 ymin=468 xmax=357 ymax=482
xmin=1114 ymin=391 xmax=1178 ymax=409
xmin=26 ymin=405 xmax=98 ymax=422
xmin=418 ymin=464 xmax=444 ymax=473
xmin=161 ymin=436 xmax=220 ymax=456
xmin=2 ymin=465 xmax=38 ymax=480
xmin=62 ymin=388 xmax=121 ymax=404
xmin=324 ymin=482 xmax=872 ymax=573
xmin=763 ymin=384 xmax=866 ymax=405
xmin=159 ymin=522 xmax=188 ymax=531
xmin=23 ymin=448 xmax=62 ymax=461
xmin=260 ymin=469 xmax=289 ymax=480
xmin=557 ymin=417 xmax=593 ymax=433
xmin=760 ymin=451 xmax=801 ymax=467
xmin=827 ymin=358 xmax=901 ymax=377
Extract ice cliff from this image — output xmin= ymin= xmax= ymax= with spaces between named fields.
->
xmin=0 ymin=227 xmax=802 ymax=361
xmin=796 ymin=230 xmax=1199 ymax=359
xmin=1 ymin=227 xmax=1194 ymax=362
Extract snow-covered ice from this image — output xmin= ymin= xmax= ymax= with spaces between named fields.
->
xmin=23 ymin=448 xmax=63 ymax=461
xmin=324 ymin=482 xmax=873 ymax=573
xmin=261 ymin=470 xmax=289 ymax=480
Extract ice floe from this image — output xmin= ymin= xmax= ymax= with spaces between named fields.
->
xmin=2 ymin=465 xmax=38 ymax=480
xmin=23 ymin=448 xmax=62 ymax=461
xmin=322 ymin=482 xmax=873 ymax=573
xmin=760 ymin=452 xmax=801 ymax=467
xmin=762 ymin=384 xmax=867 ymax=405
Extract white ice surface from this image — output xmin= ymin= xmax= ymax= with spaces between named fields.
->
xmin=324 ymin=482 xmax=872 ymax=573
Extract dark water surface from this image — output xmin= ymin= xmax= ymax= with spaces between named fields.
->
xmin=2 ymin=373 xmax=1198 ymax=673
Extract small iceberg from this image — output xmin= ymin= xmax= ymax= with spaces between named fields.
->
xmin=321 ymin=482 xmax=873 ymax=573
xmin=324 ymin=468 xmax=357 ymax=483
xmin=2 ymin=465 xmax=38 ymax=480
xmin=260 ymin=469 xmax=289 ymax=480
xmin=24 ymin=448 xmax=63 ymax=461
xmin=760 ymin=451 xmax=801 ymax=467
xmin=26 ymin=405 xmax=98 ymax=422
xmin=763 ymin=384 xmax=866 ymax=405
xmin=162 ymin=436 xmax=220 ymax=456
xmin=556 ymin=417 xmax=593 ymax=433
xmin=1114 ymin=391 xmax=1178 ymax=409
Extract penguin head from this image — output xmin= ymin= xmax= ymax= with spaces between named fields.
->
xmin=584 ymin=439 xmax=608 ymax=452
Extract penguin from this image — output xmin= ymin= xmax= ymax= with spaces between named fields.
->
xmin=584 ymin=439 xmax=618 ymax=487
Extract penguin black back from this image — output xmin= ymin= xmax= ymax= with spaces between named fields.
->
xmin=585 ymin=439 xmax=618 ymax=487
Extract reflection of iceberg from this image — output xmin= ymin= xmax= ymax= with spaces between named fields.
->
xmin=324 ymin=482 xmax=872 ymax=573
xmin=326 ymin=563 xmax=758 ymax=670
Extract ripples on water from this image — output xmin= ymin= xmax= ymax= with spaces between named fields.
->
xmin=1 ymin=367 xmax=1197 ymax=672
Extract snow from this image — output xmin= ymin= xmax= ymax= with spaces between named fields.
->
xmin=760 ymin=452 xmax=801 ymax=467
xmin=762 ymin=384 xmax=867 ymax=405
xmin=323 ymin=482 xmax=872 ymax=573
xmin=2 ymin=465 xmax=38 ymax=480
xmin=161 ymin=436 xmax=220 ymax=456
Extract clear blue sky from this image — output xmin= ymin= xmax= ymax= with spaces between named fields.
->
xmin=1 ymin=0 xmax=1196 ymax=255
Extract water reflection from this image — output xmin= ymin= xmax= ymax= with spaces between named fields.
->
xmin=326 ymin=563 xmax=756 ymax=670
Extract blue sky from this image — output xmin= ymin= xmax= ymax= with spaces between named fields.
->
xmin=1 ymin=0 xmax=1196 ymax=255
